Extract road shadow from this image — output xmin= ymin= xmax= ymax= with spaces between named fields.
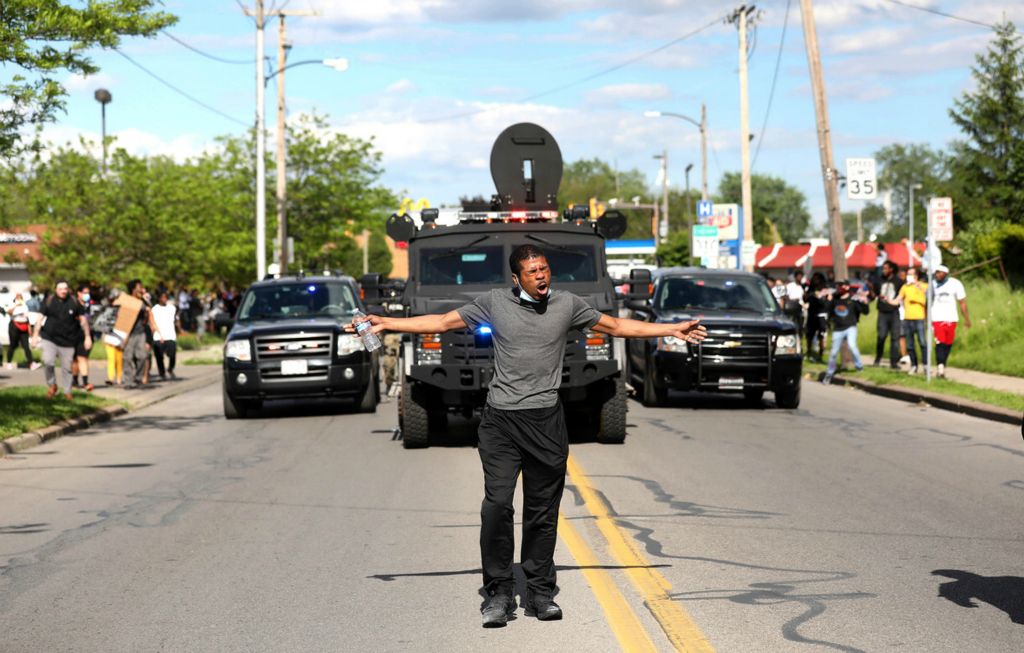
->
xmin=629 ymin=390 xmax=781 ymax=411
xmin=367 ymin=563 xmax=670 ymax=582
xmin=0 ymin=463 xmax=153 ymax=472
xmin=933 ymin=569 xmax=1024 ymax=625
xmin=0 ymin=523 xmax=49 ymax=535
xmin=96 ymin=414 xmax=220 ymax=434
xmin=245 ymin=397 xmax=368 ymax=419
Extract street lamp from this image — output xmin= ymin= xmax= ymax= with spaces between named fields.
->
xmin=644 ymin=104 xmax=708 ymax=201
xmin=265 ymin=55 xmax=349 ymax=275
xmin=94 ymin=88 xmax=112 ymax=174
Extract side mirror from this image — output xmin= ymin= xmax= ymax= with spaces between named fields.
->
xmin=628 ymin=268 xmax=653 ymax=301
xmin=624 ymin=298 xmax=650 ymax=312
xmin=359 ymin=273 xmax=382 ymax=304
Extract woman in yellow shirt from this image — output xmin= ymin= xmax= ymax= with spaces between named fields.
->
xmin=898 ymin=268 xmax=927 ymax=373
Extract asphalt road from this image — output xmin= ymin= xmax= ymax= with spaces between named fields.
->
xmin=1 ymin=380 xmax=1022 ymax=652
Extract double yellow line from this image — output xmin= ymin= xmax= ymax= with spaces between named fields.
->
xmin=559 ymin=455 xmax=715 ymax=653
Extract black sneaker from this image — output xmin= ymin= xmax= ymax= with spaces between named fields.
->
xmin=481 ymin=593 xmax=516 ymax=628
xmin=525 ymin=595 xmax=562 ymax=621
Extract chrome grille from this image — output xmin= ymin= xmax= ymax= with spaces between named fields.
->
xmin=699 ymin=330 xmax=770 ymax=365
xmin=255 ymin=332 xmax=333 ymax=359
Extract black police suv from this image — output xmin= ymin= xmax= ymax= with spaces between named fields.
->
xmin=384 ymin=122 xmax=630 ymax=448
xmin=221 ymin=275 xmax=380 ymax=418
xmin=624 ymin=267 xmax=803 ymax=408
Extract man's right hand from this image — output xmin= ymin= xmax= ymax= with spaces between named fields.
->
xmin=345 ymin=314 xmax=383 ymax=334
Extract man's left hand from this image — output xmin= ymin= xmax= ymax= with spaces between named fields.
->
xmin=672 ymin=319 xmax=707 ymax=344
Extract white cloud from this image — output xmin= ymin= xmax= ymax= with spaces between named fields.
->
xmin=63 ymin=72 xmax=117 ymax=93
xmin=585 ymin=82 xmax=672 ymax=106
xmin=38 ymin=124 xmax=216 ymax=162
xmin=830 ymin=27 xmax=911 ymax=54
xmin=385 ymin=79 xmax=418 ymax=94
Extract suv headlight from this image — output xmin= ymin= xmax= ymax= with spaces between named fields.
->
xmin=657 ymin=335 xmax=688 ymax=354
xmin=584 ymin=330 xmax=611 ymax=360
xmin=775 ymin=333 xmax=800 ymax=356
xmin=337 ymin=333 xmax=363 ymax=356
xmin=225 ymin=339 xmax=252 ymax=362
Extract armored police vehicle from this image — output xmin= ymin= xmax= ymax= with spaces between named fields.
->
xmin=381 ymin=123 xmax=629 ymax=448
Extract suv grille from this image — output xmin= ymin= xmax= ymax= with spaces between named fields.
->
xmin=699 ymin=329 xmax=770 ymax=365
xmin=256 ymin=332 xmax=333 ymax=380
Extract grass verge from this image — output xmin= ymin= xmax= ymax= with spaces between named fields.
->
xmin=850 ymin=280 xmax=1024 ymax=378
xmin=805 ymin=361 xmax=1024 ymax=413
xmin=0 ymin=386 xmax=118 ymax=441
xmin=184 ymin=357 xmax=223 ymax=366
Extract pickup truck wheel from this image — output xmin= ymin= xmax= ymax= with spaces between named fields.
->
xmin=641 ymin=361 xmax=667 ymax=407
xmin=597 ymin=379 xmax=628 ymax=444
xmin=223 ymin=386 xmax=248 ymax=420
xmin=357 ymin=375 xmax=378 ymax=413
xmin=400 ymin=379 xmax=429 ymax=449
xmin=743 ymin=388 xmax=765 ymax=404
xmin=775 ymin=384 xmax=801 ymax=409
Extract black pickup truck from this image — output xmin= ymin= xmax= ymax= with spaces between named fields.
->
xmin=624 ymin=267 xmax=803 ymax=408
xmin=221 ymin=275 xmax=380 ymax=418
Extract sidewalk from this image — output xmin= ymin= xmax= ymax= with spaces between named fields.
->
xmin=0 ymin=344 xmax=221 ymax=393
xmin=942 ymin=366 xmax=1024 ymax=395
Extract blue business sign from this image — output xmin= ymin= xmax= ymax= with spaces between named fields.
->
xmin=697 ymin=200 xmax=714 ymax=220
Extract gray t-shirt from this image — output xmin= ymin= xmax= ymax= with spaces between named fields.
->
xmin=457 ymin=288 xmax=601 ymax=410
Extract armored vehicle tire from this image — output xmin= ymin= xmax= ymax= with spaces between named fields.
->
xmin=597 ymin=379 xmax=628 ymax=444
xmin=743 ymin=388 xmax=765 ymax=404
xmin=356 ymin=376 xmax=378 ymax=413
xmin=400 ymin=379 xmax=430 ymax=449
xmin=775 ymin=385 xmax=801 ymax=409
xmin=641 ymin=359 xmax=667 ymax=407
xmin=223 ymin=386 xmax=248 ymax=420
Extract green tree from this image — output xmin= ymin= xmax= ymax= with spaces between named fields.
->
xmin=282 ymin=114 xmax=397 ymax=274
xmin=716 ymin=172 xmax=811 ymax=244
xmin=948 ymin=21 xmax=1024 ymax=230
xmin=559 ymin=158 xmax=654 ymax=240
xmin=840 ymin=203 xmax=888 ymax=242
xmin=655 ymin=229 xmax=690 ymax=267
xmin=0 ymin=0 xmax=176 ymax=156
xmin=874 ymin=143 xmax=949 ymax=240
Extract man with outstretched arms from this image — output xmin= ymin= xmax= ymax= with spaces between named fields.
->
xmin=350 ymin=244 xmax=707 ymax=628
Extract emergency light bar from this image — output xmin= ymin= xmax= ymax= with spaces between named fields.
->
xmin=458 ymin=210 xmax=561 ymax=223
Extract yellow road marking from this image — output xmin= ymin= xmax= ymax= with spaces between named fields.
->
xmin=567 ymin=455 xmax=716 ymax=653
xmin=558 ymin=513 xmax=658 ymax=653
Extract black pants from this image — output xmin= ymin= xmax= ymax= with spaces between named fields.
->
xmin=876 ymin=311 xmax=901 ymax=366
xmin=154 ymin=340 xmax=177 ymax=376
xmin=7 ymin=323 xmax=32 ymax=364
xmin=477 ymin=402 xmax=568 ymax=599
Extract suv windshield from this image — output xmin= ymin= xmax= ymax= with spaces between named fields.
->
xmin=656 ymin=276 xmax=778 ymax=313
xmin=420 ymin=246 xmax=505 ymax=285
xmin=237 ymin=282 xmax=358 ymax=320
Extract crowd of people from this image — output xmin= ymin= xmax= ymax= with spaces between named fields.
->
xmin=0 ymin=282 xmax=243 ymax=400
xmin=766 ymin=260 xmax=971 ymax=384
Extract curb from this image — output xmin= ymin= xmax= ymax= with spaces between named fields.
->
xmin=814 ymin=372 xmax=1021 ymax=426
xmin=0 ymin=368 xmax=220 ymax=458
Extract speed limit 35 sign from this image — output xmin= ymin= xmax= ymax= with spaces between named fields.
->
xmin=845 ymin=157 xmax=877 ymax=201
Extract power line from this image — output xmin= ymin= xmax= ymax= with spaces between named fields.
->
xmin=114 ymin=48 xmax=251 ymax=128
xmin=881 ymin=0 xmax=995 ymax=29
xmin=418 ymin=13 xmax=727 ymax=124
xmin=162 ymin=31 xmax=251 ymax=65
xmin=752 ymin=0 xmax=790 ymax=170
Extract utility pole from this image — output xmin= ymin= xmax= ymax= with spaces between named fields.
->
xmin=799 ymin=0 xmax=848 ymax=280
xmin=700 ymin=102 xmax=708 ymax=201
xmin=94 ymin=89 xmax=112 ymax=175
xmin=243 ymin=2 xmax=317 ymax=280
xmin=253 ymin=0 xmax=267 ymax=281
xmin=731 ymin=5 xmax=757 ymax=270
xmin=276 ymin=16 xmax=290 ymax=275
xmin=685 ymin=163 xmax=694 ymax=265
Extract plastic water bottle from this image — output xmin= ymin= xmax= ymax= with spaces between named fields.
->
xmin=352 ymin=310 xmax=382 ymax=352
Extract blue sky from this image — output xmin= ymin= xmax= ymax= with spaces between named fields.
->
xmin=46 ymin=0 xmax=1024 ymax=235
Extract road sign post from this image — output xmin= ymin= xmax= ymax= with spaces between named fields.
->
xmin=929 ymin=197 xmax=954 ymax=242
xmin=845 ymin=158 xmax=877 ymax=201
xmin=693 ymin=225 xmax=719 ymax=267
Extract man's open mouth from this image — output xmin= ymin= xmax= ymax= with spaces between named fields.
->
xmin=537 ymin=282 xmax=549 ymax=294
